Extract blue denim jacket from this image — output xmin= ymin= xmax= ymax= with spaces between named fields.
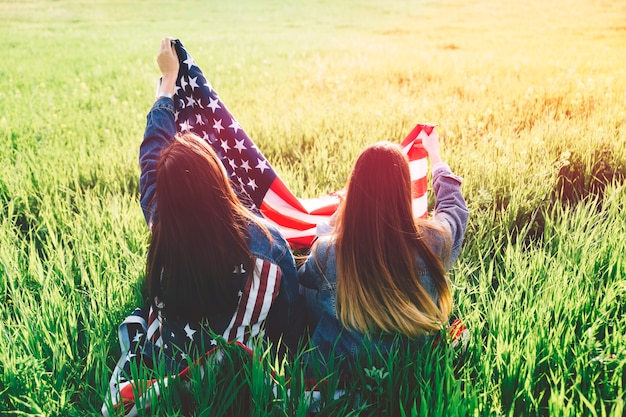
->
xmin=298 ymin=164 xmax=469 ymax=371
xmin=139 ymin=97 xmax=304 ymax=351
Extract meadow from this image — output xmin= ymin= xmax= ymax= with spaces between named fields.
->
xmin=0 ymin=0 xmax=625 ymax=415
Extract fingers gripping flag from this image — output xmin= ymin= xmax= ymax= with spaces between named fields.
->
xmin=169 ymin=40 xmax=430 ymax=248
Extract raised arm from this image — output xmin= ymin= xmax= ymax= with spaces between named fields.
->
xmin=422 ymin=130 xmax=469 ymax=266
xmin=139 ymin=38 xmax=180 ymax=226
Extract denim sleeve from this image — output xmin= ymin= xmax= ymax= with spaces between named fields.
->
xmin=298 ymin=242 xmax=326 ymax=290
xmin=431 ymin=164 xmax=469 ymax=267
xmin=139 ymin=97 xmax=176 ymax=226
xmin=264 ymin=228 xmax=305 ymax=353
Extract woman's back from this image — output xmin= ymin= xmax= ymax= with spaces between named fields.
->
xmin=299 ymin=139 xmax=469 ymax=373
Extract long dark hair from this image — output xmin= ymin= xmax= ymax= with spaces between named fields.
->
xmin=333 ymin=141 xmax=452 ymax=337
xmin=146 ymin=133 xmax=267 ymax=321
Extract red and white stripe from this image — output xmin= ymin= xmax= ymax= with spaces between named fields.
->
xmin=260 ymin=123 xmax=433 ymax=248
xmin=223 ymin=257 xmax=281 ymax=347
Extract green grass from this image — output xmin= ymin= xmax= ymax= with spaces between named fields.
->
xmin=1 ymin=0 xmax=625 ymax=415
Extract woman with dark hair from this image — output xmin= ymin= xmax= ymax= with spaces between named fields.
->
xmin=138 ymin=38 xmax=303 ymax=367
xmin=299 ymin=135 xmax=468 ymax=371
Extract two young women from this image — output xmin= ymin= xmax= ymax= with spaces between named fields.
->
xmin=140 ymin=37 xmax=468 ymax=369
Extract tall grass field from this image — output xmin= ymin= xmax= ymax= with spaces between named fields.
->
xmin=1 ymin=0 xmax=625 ymax=415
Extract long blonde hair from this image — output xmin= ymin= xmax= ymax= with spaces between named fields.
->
xmin=334 ymin=142 xmax=452 ymax=337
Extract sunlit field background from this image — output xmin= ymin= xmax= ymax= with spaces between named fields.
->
xmin=1 ymin=0 xmax=625 ymax=415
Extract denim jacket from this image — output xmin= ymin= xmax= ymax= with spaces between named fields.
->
xmin=139 ymin=97 xmax=304 ymax=352
xmin=298 ymin=164 xmax=469 ymax=371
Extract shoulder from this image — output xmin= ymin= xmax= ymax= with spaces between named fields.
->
xmin=416 ymin=220 xmax=451 ymax=260
xmin=247 ymin=217 xmax=290 ymax=259
xmin=311 ymin=236 xmax=336 ymax=264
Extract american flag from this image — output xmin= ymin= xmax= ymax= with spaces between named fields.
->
xmin=169 ymin=40 xmax=431 ymax=248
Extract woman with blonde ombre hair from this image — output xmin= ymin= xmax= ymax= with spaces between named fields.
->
xmin=299 ymin=133 xmax=468 ymax=372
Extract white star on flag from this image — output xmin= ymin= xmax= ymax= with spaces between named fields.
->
xmin=132 ymin=331 xmax=144 ymax=343
xmin=234 ymin=139 xmax=247 ymax=153
xmin=256 ymin=159 xmax=269 ymax=174
xmin=220 ymin=139 xmax=230 ymax=152
xmin=184 ymin=324 xmax=196 ymax=340
xmin=189 ymin=76 xmax=199 ymax=90
xmin=195 ymin=114 xmax=205 ymax=125
xmin=183 ymin=56 xmax=196 ymax=70
xmin=229 ymin=118 xmax=242 ymax=134
xmin=228 ymin=158 xmax=237 ymax=170
xmin=180 ymin=77 xmax=188 ymax=90
xmin=179 ymin=120 xmax=192 ymax=132
xmin=208 ymin=97 xmax=220 ymax=112
xmin=213 ymin=119 xmax=224 ymax=133
xmin=247 ymin=178 xmax=258 ymax=190
xmin=211 ymin=339 xmax=218 ymax=346
xmin=240 ymin=160 xmax=251 ymax=172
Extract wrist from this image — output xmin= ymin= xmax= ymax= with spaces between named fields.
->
xmin=431 ymin=161 xmax=449 ymax=173
xmin=429 ymin=153 xmax=443 ymax=166
xmin=155 ymin=75 xmax=176 ymax=100
xmin=156 ymin=91 xmax=173 ymax=100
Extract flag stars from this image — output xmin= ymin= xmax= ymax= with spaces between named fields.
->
xmin=229 ymin=118 xmax=242 ymax=134
xmin=240 ymin=159 xmax=251 ymax=172
xmin=211 ymin=339 xmax=218 ymax=346
xmin=195 ymin=114 xmax=205 ymax=125
xmin=189 ymin=76 xmax=199 ymax=90
xmin=220 ymin=140 xmax=230 ymax=152
xmin=179 ymin=120 xmax=192 ymax=132
xmin=213 ymin=119 xmax=224 ymax=133
xmin=183 ymin=55 xmax=196 ymax=70
xmin=186 ymin=96 xmax=195 ymax=108
xmin=256 ymin=158 xmax=269 ymax=174
xmin=208 ymin=97 xmax=221 ymax=112
xmin=228 ymin=158 xmax=237 ymax=170
xmin=247 ymin=178 xmax=258 ymax=191
xmin=184 ymin=324 xmax=196 ymax=340
xmin=180 ymin=77 xmax=188 ymax=90
xmin=132 ymin=330 xmax=144 ymax=343
xmin=234 ymin=139 xmax=247 ymax=153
